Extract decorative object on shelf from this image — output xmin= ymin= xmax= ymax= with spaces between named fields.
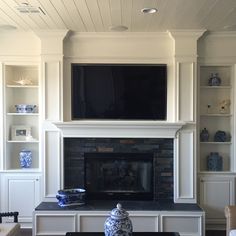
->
xmin=15 ymin=104 xmax=37 ymax=113
xmin=219 ymin=99 xmax=231 ymax=114
xmin=200 ymin=128 xmax=209 ymax=142
xmin=208 ymin=73 xmax=221 ymax=86
xmin=207 ymin=104 xmax=212 ymax=114
xmin=214 ymin=130 xmax=229 ymax=142
xmin=104 ymin=203 xmax=133 ymax=236
xmin=19 ymin=149 xmax=32 ymax=168
xmin=13 ymin=78 xmax=33 ymax=86
xmin=56 ymin=188 xmax=86 ymax=207
xmin=11 ymin=125 xmax=31 ymax=141
xmin=207 ymin=152 xmax=223 ymax=171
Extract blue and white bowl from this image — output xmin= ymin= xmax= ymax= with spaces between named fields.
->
xmin=56 ymin=188 xmax=86 ymax=207
xmin=15 ymin=104 xmax=37 ymax=113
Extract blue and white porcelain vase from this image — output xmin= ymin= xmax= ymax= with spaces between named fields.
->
xmin=200 ymin=128 xmax=209 ymax=142
xmin=208 ymin=73 xmax=221 ymax=86
xmin=104 ymin=203 xmax=133 ymax=236
xmin=19 ymin=149 xmax=32 ymax=168
xmin=207 ymin=152 xmax=223 ymax=171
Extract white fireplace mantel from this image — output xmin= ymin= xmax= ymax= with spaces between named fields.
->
xmin=53 ymin=120 xmax=186 ymax=138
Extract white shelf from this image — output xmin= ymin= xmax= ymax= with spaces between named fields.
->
xmin=200 ymin=86 xmax=231 ymax=89
xmin=200 ymin=142 xmax=231 ymax=145
xmin=7 ymin=140 xmax=39 ymax=143
xmin=199 ymin=171 xmax=234 ymax=175
xmin=200 ymin=113 xmax=232 ymax=117
xmin=7 ymin=113 xmax=39 ymax=116
xmin=6 ymin=85 xmax=38 ymax=88
xmin=3 ymin=168 xmax=41 ymax=172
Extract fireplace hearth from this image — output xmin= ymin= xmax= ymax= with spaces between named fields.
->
xmin=64 ymin=138 xmax=173 ymax=201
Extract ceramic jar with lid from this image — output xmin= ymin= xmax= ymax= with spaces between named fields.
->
xmin=200 ymin=128 xmax=209 ymax=142
xmin=19 ymin=149 xmax=32 ymax=168
xmin=207 ymin=152 xmax=223 ymax=171
xmin=208 ymin=73 xmax=221 ymax=86
xmin=104 ymin=203 xmax=133 ymax=236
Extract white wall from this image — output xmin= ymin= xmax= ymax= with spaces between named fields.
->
xmin=0 ymin=31 xmax=40 ymax=60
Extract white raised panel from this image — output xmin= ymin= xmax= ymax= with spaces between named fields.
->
xmin=175 ymin=129 xmax=195 ymax=203
xmin=44 ymin=131 xmax=61 ymax=198
xmin=44 ymin=61 xmax=61 ymax=121
xmin=131 ymin=215 xmax=158 ymax=232
xmin=161 ymin=214 xmax=203 ymax=236
xmin=79 ymin=214 xmax=159 ymax=232
xmin=199 ymin=175 xmax=235 ymax=221
xmin=35 ymin=214 xmax=76 ymax=235
xmin=178 ymin=62 xmax=195 ymax=122
xmin=4 ymin=175 xmax=40 ymax=224
xmin=64 ymin=32 xmax=173 ymax=60
xmin=80 ymin=215 xmax=107 ymax=232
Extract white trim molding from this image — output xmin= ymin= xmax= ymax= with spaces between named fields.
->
xmin=53 ymin=121 xmax=185 ymax=138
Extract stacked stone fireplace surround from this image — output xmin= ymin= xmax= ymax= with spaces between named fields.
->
xmin=64 ymin=137 xmax=174 ymax=201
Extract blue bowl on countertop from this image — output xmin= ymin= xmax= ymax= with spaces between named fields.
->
xmin=56 ymin=188 xmax=86 ymax=207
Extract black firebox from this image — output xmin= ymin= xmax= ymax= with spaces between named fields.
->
xmin=84 ymin=152 xmax=153 ymax=200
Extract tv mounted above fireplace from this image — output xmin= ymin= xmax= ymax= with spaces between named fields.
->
xmin=71 ymin=64 xmax=167 ymax=120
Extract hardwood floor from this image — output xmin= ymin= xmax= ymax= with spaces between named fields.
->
xmin=206 ymin=230 xmax=226 ymax=236
xmin=20 ymin=228 xmax=32 ymax=236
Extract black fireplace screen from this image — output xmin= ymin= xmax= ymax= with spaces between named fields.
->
xmin=85 ymin=152 xmax=154 ymax=200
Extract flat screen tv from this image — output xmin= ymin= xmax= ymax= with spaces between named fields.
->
xmin=71 ymin=64 xmax=167 ymax=120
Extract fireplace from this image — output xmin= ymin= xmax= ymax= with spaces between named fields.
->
xmin=63 ymin=137 xmax=174 ymax=201
xmin=85 ymin=152 xmax=153 ymax=200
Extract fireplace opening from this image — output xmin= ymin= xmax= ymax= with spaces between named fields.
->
xmin=85 ymin=152 xmax=153 ymax=200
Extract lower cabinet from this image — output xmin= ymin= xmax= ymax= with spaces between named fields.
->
xmin=199 ymin=174 xmax=235 ymax=230
xmin=0 ymin=174 xmax=41 ymax=228
xmin=33 ymin=211 xmax=205 ymax=236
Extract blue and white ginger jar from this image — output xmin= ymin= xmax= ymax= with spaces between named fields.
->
xmin=208 ymin=73 xmax=221 ymax=86
xmin=104 ymin=203 xmax=133 ymax=236
xmin=207 ymin=152 xmax=223 ymax=171
xmin=19 ymin=149 xmax=32 ymax=168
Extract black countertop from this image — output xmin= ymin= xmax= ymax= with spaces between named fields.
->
xmin=35 ymin=200 xmax=203 ymax=212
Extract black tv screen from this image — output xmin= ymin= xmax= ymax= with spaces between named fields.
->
xmin=71 ymin=64 xmax=167 ymax=120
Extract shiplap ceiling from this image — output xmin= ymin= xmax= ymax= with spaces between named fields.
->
xmin=0 ymin=0 xmax=236 ymax=32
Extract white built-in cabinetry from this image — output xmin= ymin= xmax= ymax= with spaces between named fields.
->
xmin=0 ymin=64 xmax=41 ymax=227
xmin=198 ymin=65 xmax=235 ymax=229
xmin=199 ymin=175 xmax=235 ymax=229
xmin=33 ymin=210 xmax=204 ymax=236
xmin=1 ymin=174 xmax=41 ymax=227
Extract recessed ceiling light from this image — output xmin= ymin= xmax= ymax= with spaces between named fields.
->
xmin=141 ymin=8 xmax=158 ymax=14
xmin=109 ymin=25 xmax=128 ymax=32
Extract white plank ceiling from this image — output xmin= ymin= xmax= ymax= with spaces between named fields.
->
xmin=0 ymin=0 xmax=236 ymax=32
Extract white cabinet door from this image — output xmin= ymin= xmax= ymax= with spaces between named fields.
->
xmin=199 ymin=175 xmax=235 ymax=228
xmin=1 ymin=174 xmax=41 ymax=227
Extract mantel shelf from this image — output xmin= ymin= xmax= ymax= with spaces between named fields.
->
xmin=53 ymin=121 xmax=186 ymax=138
